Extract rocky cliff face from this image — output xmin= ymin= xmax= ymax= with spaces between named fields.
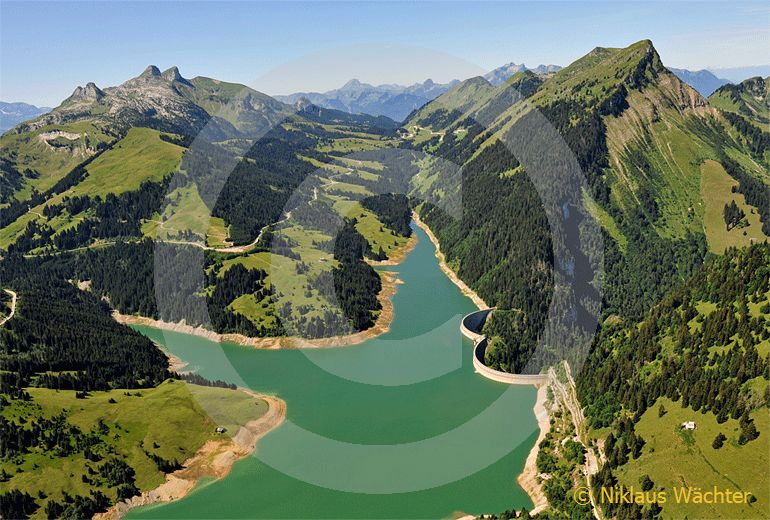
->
xmin=14 ymin=66 xmax=289 ymax=138
xmin=68 ymin=82 xmax=105 ymax=103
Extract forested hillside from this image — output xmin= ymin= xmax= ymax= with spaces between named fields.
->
xmin=579 ymin=242 xmax=770 ymax=519
xmin=0 ymin=252 xmax=170 ymax=395
xmin=404 ymin=46 xmax=769 ymax=518
xmin=404 ymin=39 xmax=770 ymax=373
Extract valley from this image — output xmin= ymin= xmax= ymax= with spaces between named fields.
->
xmin=0 ymin=36 xmax=769 ymax=520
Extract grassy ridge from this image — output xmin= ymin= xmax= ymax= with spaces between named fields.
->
xmin=708 ymin=76 xmax=769 ymax=126
xmin=79 ymin=128 xmax=183 ymax=197
xmin=0 ymin=121 xmax=112 ymax=202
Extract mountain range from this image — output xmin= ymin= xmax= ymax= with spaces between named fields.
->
xmin=0 ymin=101 xmax=51 ymax=134
xmin=669 ymin=68 xmax=730 ymax=97
xmin=0 ymin=39 xmax=768 ymax=520
xmin=708 ymin=65 xmax=770 ymax=84
xmin=482 ymin=62 xmax=562 ymax=85
xmin=274 ymin=63 xmax=562 ymax=122
xmin=275 ymin=78 xmax=459 ymax=122
xmin=4 ymin=62 xmax=762 ymax=132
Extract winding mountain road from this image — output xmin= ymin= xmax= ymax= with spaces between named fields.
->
xmin=161 ymin=222 xmax=272 ymax=253
xmin=549 ymin=363 xmax=602 ymax=520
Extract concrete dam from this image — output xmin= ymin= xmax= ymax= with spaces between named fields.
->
xmin=461 ymin=308 xmax=549 ymax=386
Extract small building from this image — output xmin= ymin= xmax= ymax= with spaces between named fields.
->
xmin=216 ymin=426 xmax=227 ymax=433
xmin=681 ymin=421 xmax=696 ymax=430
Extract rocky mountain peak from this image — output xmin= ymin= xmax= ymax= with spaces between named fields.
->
xmin=68 ymin=82 xmax=104 ymax=102
xmin=161 ymin=66 xmax=185 ymax=83
xmin=294 ymin=97 xmax=314 ymax=111
xmin=341 ymin=79 xmax=362 ymax=90
xmin=140 ymin=65 xmax=162 ymax=78
xmin=484 ymin=62 xmax=543 ymax=85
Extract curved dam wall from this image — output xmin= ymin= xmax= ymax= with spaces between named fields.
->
xmin=461 ymin=309 xmax=549 ymax=386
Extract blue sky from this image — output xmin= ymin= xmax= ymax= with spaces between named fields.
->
xmin=2 ymin=1 xmax=768 ymax=106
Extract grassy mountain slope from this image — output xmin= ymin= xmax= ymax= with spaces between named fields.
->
xmin=0 ymin=64 xmax=407 ymax=342
xmin=406 ymin=76 xmax=497 ymax=125
xmin=0 ymin=121 xmax=113 ymax=202
xmin=403 ymin=76 xmax=498 ymax=145
xmin=500 ymin=40 xmax=737 ymax=240
xmin=709 ymin=76 xmax=769 ymax=125
xmin=579 ymin=242 xmax=770 ymax=519
xmin=0 ymin=128 xmax=184 ymax=249
xmin=0 ymin=381 xmax=267 ymax=519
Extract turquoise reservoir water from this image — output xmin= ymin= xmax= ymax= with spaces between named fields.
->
xmin=128 ymin=224 xmax=539 ymax=519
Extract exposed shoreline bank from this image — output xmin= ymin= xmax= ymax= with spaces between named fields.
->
xmin=94 ymin=390 xmax=286 ymax=520
xmin=411 ymin=212 xmax=488 ymax=310
xmin=113 ymin=268 xmax=400 ymax=350
xmin=112 ymin=231 xmax=417 ymax=350
xmin=517 ymin=383 xmax=550 ymax=515
xmin=412 ymin=212 xmax=550 ymax=513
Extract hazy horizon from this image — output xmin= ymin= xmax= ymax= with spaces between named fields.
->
xmin=2 ymin=1 xmax=768 ymax=107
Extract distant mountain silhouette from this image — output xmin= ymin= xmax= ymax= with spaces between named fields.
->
xmin=0 ymin=101 xmax=51 ymax=134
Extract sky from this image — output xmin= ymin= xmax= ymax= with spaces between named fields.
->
xmin=1 ymin=1 xmax=768 ymax=107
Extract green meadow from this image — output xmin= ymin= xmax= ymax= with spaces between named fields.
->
xmin=0 ymin=381 xmax=267 ymax=518
xmin=700 ymin=159 xmax=765 ymax=253
xmin=615 ymin=397 xmax=769 ymax=519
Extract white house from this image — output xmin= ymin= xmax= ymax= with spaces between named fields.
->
xmin=681 ymin=421 xmax=696 ymax=430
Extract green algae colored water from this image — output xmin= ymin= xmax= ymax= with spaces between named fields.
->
xmin=127 ymin=224 xmax=539 ymax=519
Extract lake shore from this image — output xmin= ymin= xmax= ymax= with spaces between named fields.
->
xmin=113 ymin=270 xmax=401 ymax=349
xmin=411 ymin=212 xmax=488 ymax=310
xmin=161 ymin=347 xmax=189 ymax=373
xmin=111 ymin=230 xmax=416 ymax=350
xmin=517 ymin=383 xmax=550 ymax=514
xmin=94 ymin=391 xmax=286 ymax=520
xmin=412 ymin=212 xmax=550 ymax=514
xmin=113 ymin=217 xmax=551 ymax=516
xmin=367 ymin=232 xmax=418 ymax=266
